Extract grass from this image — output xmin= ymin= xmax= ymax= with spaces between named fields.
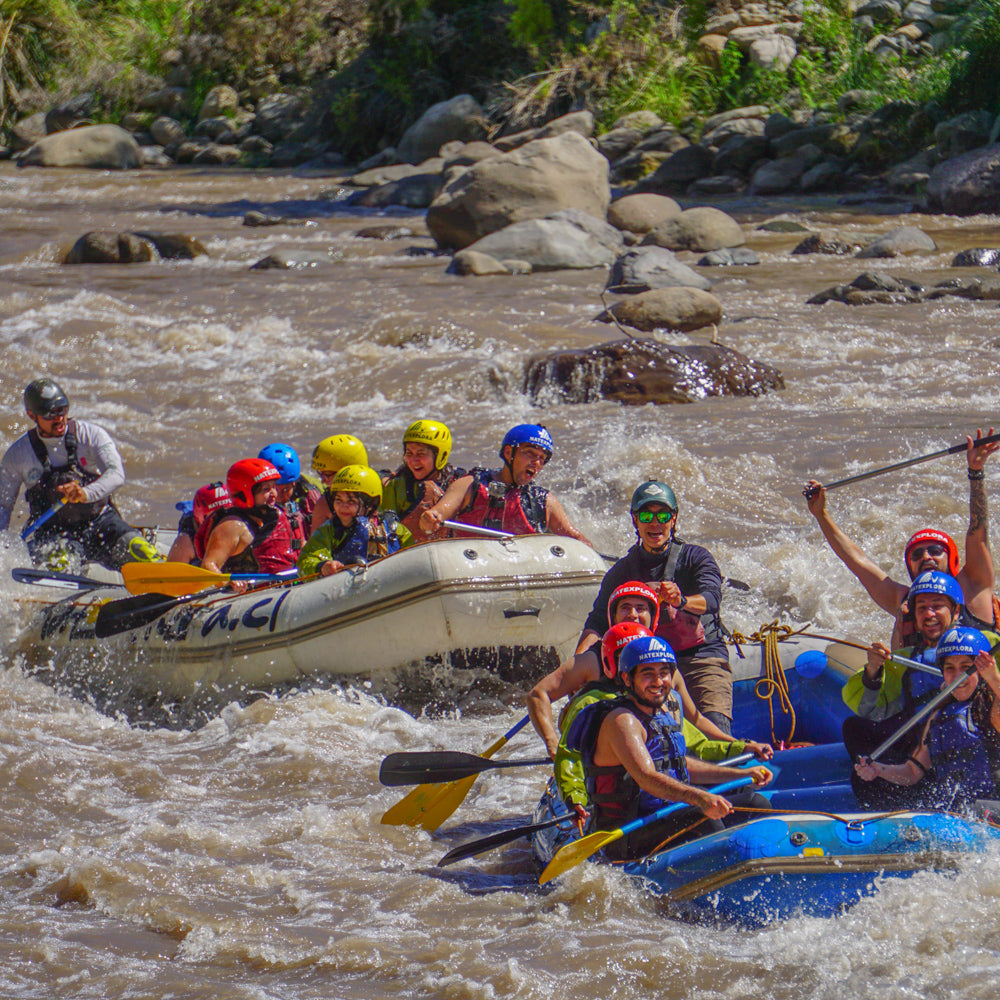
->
xmin=0 ymin=0 xmax=995 ymax=161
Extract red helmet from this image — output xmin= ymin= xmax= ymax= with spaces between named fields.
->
xmin=601 ymin=622 xmax=653 ymax=679
xmin=226 ymin=458 xmax=280 ymax=509
xmin=904 ymin=528 xmax=959 ymax=578
xmin=607 ymin=581 xmax=660 ymax=632
xmin=192 ymin=481 xmax=230 ymax=525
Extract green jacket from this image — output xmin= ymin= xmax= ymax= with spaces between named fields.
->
xmin=553 ymin=683 xmax=747 ymax=807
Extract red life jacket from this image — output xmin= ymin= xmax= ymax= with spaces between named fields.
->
xmin=452 ymin=468 xmax=547 ymax=536
xmin=194 ymin=505 xmax=296 ymax=574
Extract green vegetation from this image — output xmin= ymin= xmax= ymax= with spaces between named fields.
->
xmin=0 ymin=0 xmax=995 ymax=160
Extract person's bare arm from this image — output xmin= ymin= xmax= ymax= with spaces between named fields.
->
xmin=201 ymin=520 xmax=249 ymax=575
xmin=310 ymin=494 xmax=332 ymax=535
xmin=419 ymin=475 xmax=474 ymax=535
xmin=960 ymin=430 xmax=998 ymax=622
xmin=544 ymin=496 xmax=591 ymax=545
xmin=526 ymin=652 xmax=600 ymax=758
xmin=804 ymin=480 xmax=908 ymax=615
xmin=166 ymin=533 xmax=196 ymax=564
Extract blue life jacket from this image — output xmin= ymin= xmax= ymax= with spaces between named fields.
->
xmin=926 ymin=699 xmax=998 ymax=807
xmin=566 ymin=694 xmax=688 ymax=827
xmin=331 ymin=513 xmax=402 ymax=565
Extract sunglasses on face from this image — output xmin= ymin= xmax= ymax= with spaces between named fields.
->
xmin=636 ymin=509 xmax=675 ymax=524
xmin=39 ymin=408 xmax=68 ymax=420
xmin=909 ymin=544 xmax=946 ymax=561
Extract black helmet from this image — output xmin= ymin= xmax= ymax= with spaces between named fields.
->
xmin=24 ymin=378 xmax=69 ymax=417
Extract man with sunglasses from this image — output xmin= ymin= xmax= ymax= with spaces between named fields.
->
xmin=804 ymin=428 xmax=999 ymax=643
xmin=577 ymin=481 xmax=733 ymax=733
xmin=0 ymin=378 xmax=159 ymax=570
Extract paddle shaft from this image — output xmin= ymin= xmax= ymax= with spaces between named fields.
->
xmin=539 ymin=776 xmax=754 ymax=883
xmin=809 ymin=431 xmax=1000 ymax=496
xmin=20 ymin=497 xmax=69 ymax=540
xmin=889 ymin=654 xmax=942 ymax=678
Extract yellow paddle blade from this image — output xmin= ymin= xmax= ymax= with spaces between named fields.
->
xmin=538 ymin=827 xmax=624 ymax=884
xmin=380 ymin=729 xmax=514 ymax=830
xmin=121 ymin=561 xmax=228 ymax=597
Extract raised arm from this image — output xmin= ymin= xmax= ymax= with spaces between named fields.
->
xmin=418 ymin=474 xmax=474 ymax=536
xmin=960 ymin=430 xmax=998 ymax=619
xmin=804 ymin=479 xmax=908 ymax=615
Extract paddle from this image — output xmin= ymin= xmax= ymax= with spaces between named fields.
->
xmin=121 ymin=561 xmax=297 ymax=597
xmin=380 ymin=715 xmax=531 ymax=832
xmin=379 ymin=750 xmax=551 ymax=786
xmin=11 ymin=566 xmax=111 ymax=591
xmin=435 ymin=752 xmax=759 ymax=868
xmin=804 ymin=431 xmax=1000 ymax=498
xmin=20 ymin=498 xmax=69 ymax=540
xmin=94 ymin=586 xmax=229 ymax=638
xmin=538 ymin=776 xmax=754 ymax=884
xmin=869 ymin=662 xmax=982 ymax=762
xmin=438 ymin=814 xmax=573 ymax=867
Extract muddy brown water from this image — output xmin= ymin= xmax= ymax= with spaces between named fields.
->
xmin=1 ymin=163 xmax=999 ymax=998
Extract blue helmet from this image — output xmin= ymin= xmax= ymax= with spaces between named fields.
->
xmin=258 ymin=443 xmax=301 ymax=485
xmin=500 ymin=424 xmax=553 ymax=464
xmin=936 ymin=626 xmax=992 ymax=664
xmin=617 ymin=635 xmax=677 ymax=677
xmin=907 ymin=570 xmax=964 ymax=608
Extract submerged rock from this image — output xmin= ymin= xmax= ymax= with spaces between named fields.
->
xmin=64 ymin=231 xmax=207 ymax=264
xmin=524 ymin=339 xmax=784 ymax=404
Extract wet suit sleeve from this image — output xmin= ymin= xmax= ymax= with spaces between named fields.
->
xmin=676 ymin=543 xmax=723 ymax=613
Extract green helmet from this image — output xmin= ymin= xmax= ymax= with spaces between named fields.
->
xmin=630 ymin=481 xmax=678 ymax=515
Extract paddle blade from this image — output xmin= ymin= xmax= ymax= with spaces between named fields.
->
xmin=12 ymin=567 xmax=106 ymax=590
xmin=379 ymin=751 xmax=487 ymax=786
xmin=380 ymin=717 xmax=530 ymax=830
xmin=437 ymin=814 xmax=570 ymax=867
xmin=539 ymin=828 xmax=624 ymax=884
xmin=94 ymin=592 xmax=178 ymax=637
xmin=122 ymin=561 xmax=226 ymax=597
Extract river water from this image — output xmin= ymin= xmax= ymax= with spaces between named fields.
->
xmin=1 ymin=162 xmax=999 ymax=998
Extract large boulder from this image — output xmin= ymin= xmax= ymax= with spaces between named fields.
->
xmin=396 ymin=95 xmax=486 ymax=165
xmin=856 ymin=226 xmax=937 ymax=258
xmin=17 ymin=125 xmax=141 ymax=169
xmin=641 ymin=207 xmax=745 ymax=252
xmin=463 ymin=218 xmax=616 ymax=271
xmin=607 ymin=194 xmax=681 ymax=234
xmin=926 ymin=144 xmax=1000 ymax=215
xmin=426 ymin=132 xmax=611 ymax=250
xmin=524 ymin=339 xmax=784 ymax=404
xmin=607 ymin=247 xmax=712 ymax=293
xmin=599 ymin=287 xmax=723 ymax=332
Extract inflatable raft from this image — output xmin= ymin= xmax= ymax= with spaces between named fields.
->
xmin=530 ymin=634 xmax=1000 ymax=924
xmin=24 ymin=535 xmax=611 ymax=709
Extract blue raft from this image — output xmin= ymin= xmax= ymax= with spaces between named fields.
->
xmin=530 ymin=633 xmax=1000 ymax=925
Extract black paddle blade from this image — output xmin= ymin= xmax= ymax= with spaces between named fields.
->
xmin=378 ymin=751 xmax=551 ymax=787
xmin=12 ymin=567 xmax=105 ymax=590
xmin=437 ymin=813 xmax=572 ymax=867
xmin=94 ymin=592 xmax=182 ymax=638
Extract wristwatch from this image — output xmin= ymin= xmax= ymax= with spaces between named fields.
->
xmin=676 ymin=594 xmax=688 ymax=611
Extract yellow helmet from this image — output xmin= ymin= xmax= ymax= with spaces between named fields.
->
xmin=403 ymin=419 xmax=452 ymax=471
xmin=329 ymin=464 xmax=383 ymax=506
xmin=312 ymin=434 xmax=368 ymax=474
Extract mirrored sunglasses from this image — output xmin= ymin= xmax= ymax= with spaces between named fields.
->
xmin=636 ymin=509 xmax=675 ymax=524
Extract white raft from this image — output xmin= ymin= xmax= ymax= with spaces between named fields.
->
xmin=26 ymin=535 xmax=612 ymax=708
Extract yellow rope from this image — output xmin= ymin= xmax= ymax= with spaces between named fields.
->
xmin=728 ymin=620 xmax=799 ymax=746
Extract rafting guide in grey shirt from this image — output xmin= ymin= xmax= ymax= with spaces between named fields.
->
xmin=0 ymin=378 xmax=161 ymax=571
